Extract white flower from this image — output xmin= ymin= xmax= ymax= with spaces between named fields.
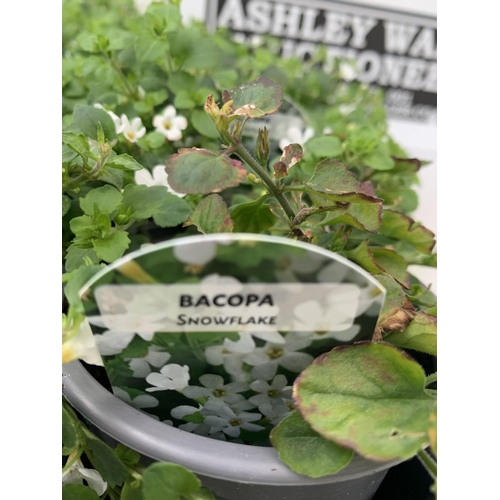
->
xmin=173 ymin=242 xmax=217 ymax=266
xmin=62 ymin=458 xmax=107 ymax=496
xmin=94 ymin=331 xmax=135 ymax=356
xmin=94 ymin=103 xmax=122 ymax=132
xmin=244 ymin=333 xmax=314 ymax=380
xmin=205 ymin=333 xmax=256 ymax=382
xmin=171 ymin=404 xmax=224 ymax=438
xmin=339 ymin=61 xmax=357 ymax=81
xmin=317 ymin=261 xmax=351 ymax=283
xmin=339 ymin=103 xmax=356 ymax=116
xmin=117 ymin=115 xmax=146 ymax=143
xmin=153 ymin=105 xmax=188 ymax=141
xmin=249 ymin=375 xmax=292 ymax=407
xmin=203 ymin=406 xmax=264 ymax=438
xmin=279 ymin=126 xmax=314 ymax=151
xmin=133 ymin=0 xmax=153 ymax=14
xmin=126 ymin=345 xmax=171 ymax=378
xmin=295 ymin=323 xmax=361 ymax=342
xmin=275 ymin=253 xmax=327 ymax=282
xmin=146 ymin=364 xmax=190 ymax=392
xmin=259 ymin=403 xmax=290 ymax=425
xmin=88 ymin=312 xmax=167 ymax=342
xmin=323 ymin=126 xmax=333 ymax=135
xmin=62 ymin=318 xmax=103 ymax=366
xmin=183 ymin=374 xmax=249 ymax=404
xmin=112 ymin=386 xmax=159 ymax=409
xmin=293 ymin=285 xmax=360 ymax=333
xmin=134 ymin=165 xmax=185 ymax=198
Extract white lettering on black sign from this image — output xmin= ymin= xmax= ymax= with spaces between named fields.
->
xmin=205 ymin=0 xmax=436 ymax=123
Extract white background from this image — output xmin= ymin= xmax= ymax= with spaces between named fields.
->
xmin=10 ymin=1 xmax=497 ymax=499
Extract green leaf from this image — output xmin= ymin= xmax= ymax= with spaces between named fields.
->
xmin=93 ymin=231 xmax=130 ymax=262
xmin=165 ymin=148 xmax=246 ymax=194
xmin=344 ymin=240 xmax=408 ymax=287
xmin=271 ymin=411 xmax=353 ymax=478
xmin=174 ymin=91 xmax=196 ymax=109
xmin=64 ymin=264 xmax=104 ymax=310
xmin=212 ymin=69 xmax=238 ymax=89
xmin=122 ymin=185 xmax=169 ymax=219
xmin=134 ymin=33 xmax=169 ymax=63
xmin=223 ymin=77 xmax=283 ymax=118
xmin=305 ymin=136 xmax=342 ymax=158
xmin=182 ymin=39 xmax=223 ymax=71
xmin=142 ymin=462 xmax=201 ymax=500
xmin=185 ymin=194 xmax=233 ymax=234
xmin=385 ymin=312 xmax=437 ymax=355
xmin=100 ymin=167 xmax=124 ymax=190
xmin=364 ymin=147 xmax=395 ymax=170
xmin=371 ymin=248 xmax=408 ymax=286
xmin=230 ymin=196 xmax=277 ymax=233
xmin=62 ymin=406 xmax=78 ymax=450
xmin=321 ymin=202 xmax=382 ymax=233
xmin=62 ymin=145 xmax=78 ymax=163
xmin=191 ymin=110 xmax=219 ymax=139
xmin=62 ymin=484 xmax=100 ymax=500
xmin=144 ymin=2 xmax=182 ymax=32
xmin=122 ymin=481 xmax=144 ymax=500
xmin=70 ymin=215 xmax=97 ymax=238
xmin=85 ymin=437 xmax=128 ymax=488
xmin=107 ymin=154 xmax=145 ymax=171
xmin=372 ymin=274 xmax=417 ymax=341
xmin=114 ymin=444 xmax=141 ymax=466
xmin=145 ymin=132 xmax=166 ymax=149
xmin=306 ymin=159 xmax=383 ymax=204
xmin=380 ymin=210 xmax=436 ymax=254
xmin=294 ymin=342 xmax=436 ymax=461
xmin=167 ymin=72 xmax=196 ymax=94
xmin=64 ymin=246 xmax=99 ymax=273
xmin=63 ymin=195 xmax=72 ymax=217
xmin=80 ymin=186 xmax=123 ymax=216
xmin=152 ymin=194 xmax=192 ymax=228
xmin=62 ymin=131 xmax=92 ymax=159
xmin=191 ymin=488 xmax=217 ymax=499
xmin=73 ymin=105 xmax=116 ymax=140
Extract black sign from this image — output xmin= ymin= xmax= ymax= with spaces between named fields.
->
xmin=205 ymin=0 xmax=436 ymax=124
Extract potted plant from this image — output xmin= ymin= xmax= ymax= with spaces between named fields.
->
xmin=62 ymin=2 xmax=437 ymax=499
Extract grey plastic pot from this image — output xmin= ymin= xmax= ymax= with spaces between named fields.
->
xmin=63 ymin=360 xmax=401 ymax=500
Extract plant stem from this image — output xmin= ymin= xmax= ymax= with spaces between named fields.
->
xmin=220 ymin=131 xmax=296 ymax=221
xmin=183 ymin=333 xmax=205 ymax=363
xmin=417 ymin=448 xmax=437 ymax=479
xmin=103 ymin=53 xmax=137 ymax=99
xmin=425 ymin=372 xmax=437 ymax=386
xmin=62 ymin=448 xmax=84 ymax=473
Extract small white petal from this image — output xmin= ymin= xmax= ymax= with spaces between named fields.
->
xmin=200 ymin=374 xmax=224 ymax=389
xmin=172 ymin=115 xmax=188 ymax=130
xmin=77 ymin=468 xmax=108 ymax=496
xmin=165 ymin=128 xmax=183 ymax=141
xmin=171 ymin=405 xmax=200 ymax=419
xmin=134 ymin=169 xmax=155 ymax=187
xmin=280 ymin=352 xmax=314 ymax=372
xmin=133 ymin=395 xmax=159 ymax=408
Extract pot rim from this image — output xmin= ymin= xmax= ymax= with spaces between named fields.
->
xmin=63 ymin=360 xmax=401 ymax=486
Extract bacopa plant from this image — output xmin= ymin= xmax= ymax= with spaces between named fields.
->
xmin=62 ymin=1 xmax=437 ymax=498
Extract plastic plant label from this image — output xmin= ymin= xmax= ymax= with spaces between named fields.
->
xmin=93 ymin=283 xmax=362 ymax=333
xmin=78 ymin=234 xmax=386 ymax=444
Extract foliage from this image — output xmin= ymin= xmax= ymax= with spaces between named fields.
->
xmin=62 ymin=0 xmax=437 ymax=497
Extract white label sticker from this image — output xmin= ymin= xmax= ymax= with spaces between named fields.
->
xmin=92 ymin=283 xmax=365 ymax=333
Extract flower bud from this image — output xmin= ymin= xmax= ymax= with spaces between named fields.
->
xmin=255 ymin=127 xmax=270 ymax=166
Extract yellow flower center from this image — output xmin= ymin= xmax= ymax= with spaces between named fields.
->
xmin=267 ymin=347 xmax=284 ymax=360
